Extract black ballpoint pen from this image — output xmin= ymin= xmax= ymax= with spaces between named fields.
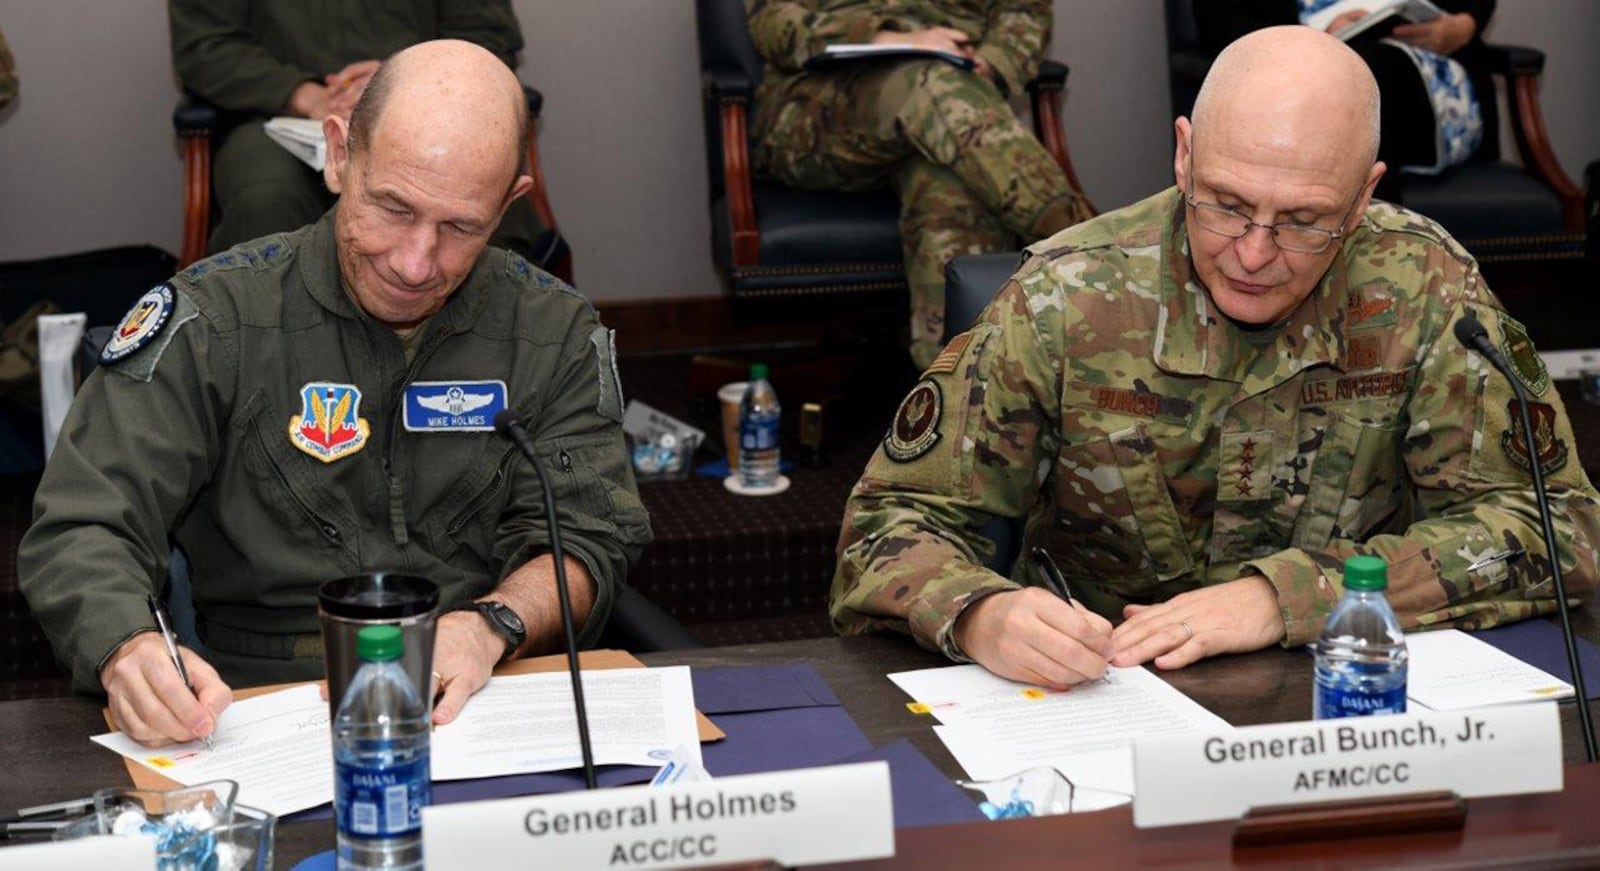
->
xmin=146 ymin=595 xmax=216 ymax=750
xmin=1030 ymin=546 xmax=1078 ymax=604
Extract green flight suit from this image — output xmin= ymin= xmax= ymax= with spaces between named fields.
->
xmin=746 ymin=0 xmax=1091 ymax=368
xmin=833 ymin=188 xmax=1600 ymax=659
xmin=167 ymin=0 xmax=547 ymax=260
xmin=19 ymin=212 xmax=650 ymax=692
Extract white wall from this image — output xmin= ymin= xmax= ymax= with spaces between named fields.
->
xmin=0 ymin=1 xmax=1595 ymax=301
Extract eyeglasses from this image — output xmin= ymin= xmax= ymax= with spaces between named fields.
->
xmin=957 ymin=766 xmax=1132 ymax=818
xmin=1184 ymin=165 xmax=1362 ymax=255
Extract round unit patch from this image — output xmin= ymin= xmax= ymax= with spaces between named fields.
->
xmin=100 ymin=283 xmax=176 ymax=365
xmin=884 ymin=380 xmax=943 ymax=463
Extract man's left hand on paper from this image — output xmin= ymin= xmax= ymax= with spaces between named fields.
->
xmin=430 ymin=608 xmax=510 ymax=726
xmin=1109 ymin=575 xmax=1286 ymax=670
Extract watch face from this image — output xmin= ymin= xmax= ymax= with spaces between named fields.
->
xmin=485 ymin=602 xmax=527 ymax=644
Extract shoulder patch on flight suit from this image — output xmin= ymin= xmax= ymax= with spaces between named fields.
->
xmin=101 ymin=283 xmax=175 ymax=365
xmin=1501 ymin=399 xmax=1568 ymax=477
xmin=102 ymin=285 xmax=201 ymax=382
xmin=1499 ymin=318 xmax=1549 ymax=396
xmin=884 ymin=380 xmax=942 ymax=462
xmin=590 ymin=325 xmax=624 ymax=422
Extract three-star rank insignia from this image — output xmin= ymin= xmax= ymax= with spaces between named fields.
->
xmin=1500 ymin=319 xmax=1549 ymax=396
xmin=884 ymin=380 xmax=943 ymax=463
xmin=100 ymin=283 xmax=175 ymax=365
xmin=289 ymin=382 xmax=371 ymax=462
xmin=1501 ymin=399 xmax=1568 ymax=477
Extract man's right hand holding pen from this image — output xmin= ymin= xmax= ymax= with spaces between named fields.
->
xmin=950 ymin=547 xmax=1113 ymax=691
xmin=100 ymin=629 xmax=232 ymax=749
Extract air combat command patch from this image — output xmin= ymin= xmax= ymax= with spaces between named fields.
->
xmin=100 ymin=283 xmax=175 ymax=364
xmin=884 ymin=380 xmax=942 ymax=462
xmin=1500 ymin=319 xmax=1549 ymax=396
xmin=1501 ymin=399 xmax=1568 ymax=477
xmin=290 ymin=382 xmax=371 ymax=462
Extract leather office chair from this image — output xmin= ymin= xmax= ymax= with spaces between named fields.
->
xmin=174 ymin=86 xmax=574 ymax=283
xmin=696 ymin=0 xmax=1092 ymax=304
xmin=943 ymin=251 xmax=1029 ymax=577
xmin=1163 ymin=0 xmax=1586 ymax=266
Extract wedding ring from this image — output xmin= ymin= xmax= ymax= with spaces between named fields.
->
xmin=1180 ymin=620 xmax=1194 ymax=641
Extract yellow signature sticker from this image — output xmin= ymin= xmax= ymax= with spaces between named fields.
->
xmin=1022 ymin=689 xmax=1047 ymax=700
xmin=146 ymin=756 xmax=176 ymax=769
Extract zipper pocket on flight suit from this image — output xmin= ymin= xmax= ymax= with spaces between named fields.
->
xmin=446 ymin=458 xmax=511 ymax=537
xmin=252 ymin=426 xmax=344 ymax=546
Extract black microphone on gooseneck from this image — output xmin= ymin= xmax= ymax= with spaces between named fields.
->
xmin=1455 ymin=312 xmax=1596 ymax=763
xmin=494 ymin=408 xmax=598 ymax=790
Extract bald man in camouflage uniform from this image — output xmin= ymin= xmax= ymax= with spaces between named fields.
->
xmin=832 ymin=26 xmax=1600 ymax=689
xmin=746 ymin=0 xmax=1091 ymax=368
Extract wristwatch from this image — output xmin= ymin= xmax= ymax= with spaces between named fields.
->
xmin=447 ymin=600 xmax=527 ymax=661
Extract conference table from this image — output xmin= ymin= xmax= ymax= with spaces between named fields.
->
xmin=4 ymin=615 xmax=1600 ymax=869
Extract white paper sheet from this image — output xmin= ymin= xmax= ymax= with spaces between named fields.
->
xmin=1405 ymin=629 xmax=1572 ymax=710
xmin=890 ymin=664 xmax=1231 ymax=798
xmin=92 ymin=684 xmax=331 ymax=817
xmin=431 ymin=666 xmax=701 ymax=780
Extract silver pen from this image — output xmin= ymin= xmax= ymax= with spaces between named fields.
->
xmin=146 ymin=595 xmax=216 ymax=750
xmin=1465 ymin=548 xmax=1525 ymax=573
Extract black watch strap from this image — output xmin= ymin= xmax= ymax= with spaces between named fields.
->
xmin=446 ymin=600 xmax=527 ymax=660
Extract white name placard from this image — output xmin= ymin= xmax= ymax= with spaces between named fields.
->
xmin=422 ymin=762 xmax=894 ymax=870
xmin=1133 ymin=705 xmax=1563 ymax=828
xmin=0 ymin=835 xmax=156 ymax=869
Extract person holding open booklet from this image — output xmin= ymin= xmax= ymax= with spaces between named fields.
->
xmin=745 ymin=0 xmax=1093 ymax=369
xmin=1195 ymin=0 xmax=1495 ymax=204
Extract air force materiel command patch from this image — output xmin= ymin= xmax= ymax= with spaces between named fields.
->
xmin=1501 ymin=399 xmax=1569 ymax=477
xmin=403 ymin=381 xmax=507 ymax=432
xmin=289 ymin=382 xmax=371 ymax=462
xmin=884 ymin=380 xmax=942 ymax=462
xmin=100 ymin=283 xmax=176 ymax=364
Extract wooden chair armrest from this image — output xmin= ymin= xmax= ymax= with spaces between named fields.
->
xmin=174 ymin=95 xmax=216 ymax=268
xmin=1025 ymin=60 xmax=1094 ymax=216
xmin=706 ymin=73 xmax=759 ymax=267
xmin=1485 ymin=43 xmax=1584 ymax=232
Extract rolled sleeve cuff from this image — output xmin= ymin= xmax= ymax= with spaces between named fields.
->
xmin=914 ymin=577 xmax=1021 ymax=662
xmin=1245 ymin=549 xmax=1343 ymax=647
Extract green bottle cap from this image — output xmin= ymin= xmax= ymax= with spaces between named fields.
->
xmin=356 ymin=624 xmax=404 ymax=662
xmin=749 ymin=363 xmax=769 ymax=380
xmin=1343 ymin=555 xmax=1388 ymax=592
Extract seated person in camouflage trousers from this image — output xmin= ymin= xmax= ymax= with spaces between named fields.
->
xmin=746 ymin=0 xmax=1092 ymax=369
xmin=831 ymin=26 xmax=1600 ymax=689
xmin=169 ymin=0 xmax=553 ymax=264
xmin=19 ymin=42 xmax=650 ymax=747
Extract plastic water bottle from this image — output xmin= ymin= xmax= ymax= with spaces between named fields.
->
xmin=1313 ymin=555 xmax=1408 ymax=719
xmin=739 ymin=362 xmax=781 ymax=488
xmin=334 ymin=625 xmax=430 ymax=870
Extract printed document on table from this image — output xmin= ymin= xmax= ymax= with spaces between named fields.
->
xmin=889 ymin=664 xmax=1231 ymax=796
xmin=92 ymin=684 xmax=331 ymax=816
xmin=1406 ymin=629 xmax=1572 ymax=710
xmin=431 ymin=666 xmax=701 ymax=780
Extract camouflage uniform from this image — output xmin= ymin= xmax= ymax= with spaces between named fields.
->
xmin=746 ymin=0 xmax=1091 ymax=368
xmin=833 ymin=188 xmax=1600 ymax=659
